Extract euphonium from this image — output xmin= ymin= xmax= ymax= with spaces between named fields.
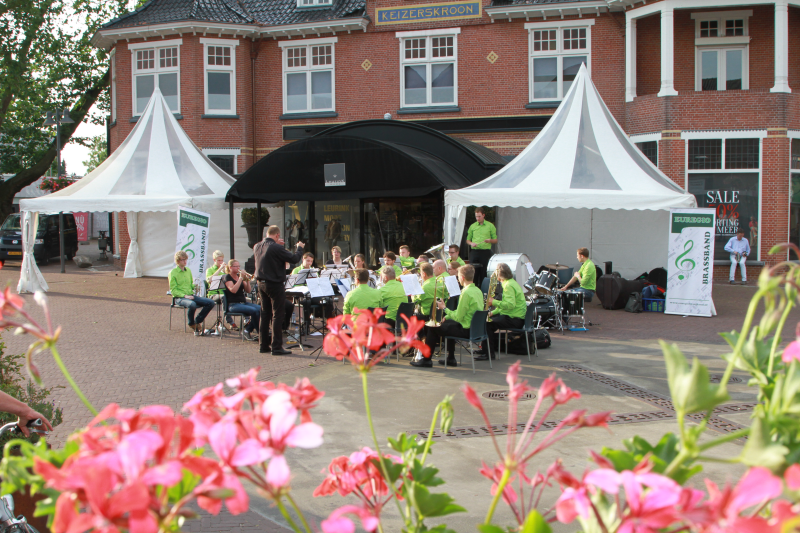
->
xmin=485 ymin=272 xmax=498 ymax=322
xmin=425 ymin=275 xmax=444 ymax=328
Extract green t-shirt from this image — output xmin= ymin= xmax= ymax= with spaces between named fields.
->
xmin=494 ymin=279 xmax=526 ymax=319
xmin=398 ymin=256 xmax=416 ymax=269
xmin=379 ymin=264 xmax=403 ymax=278
xmin=444 ymin=283 xmax=483 ymax=329
xmin=467 ymin=221 xmax=497 ymax=250
xmin=169 ymin=266 xmax=194 ymax=298
xmin=455 ymin=257 xmax=466 ymax=267
xmin=343 ymin=284 xmax=383 ymax=317
xmin=206 ymin=264 xmax=225 ymax=295
xmin=578 ymin=259 xmax=597 ymax=291
xmin=379 ymin=280 xmax=408 ymax=322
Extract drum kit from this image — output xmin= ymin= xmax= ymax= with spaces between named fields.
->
xmin=524 ymin=263 xmax=586 ymax=333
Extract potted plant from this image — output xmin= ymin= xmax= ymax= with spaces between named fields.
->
xmin=241 ymin=207 xmax=270 ymax=249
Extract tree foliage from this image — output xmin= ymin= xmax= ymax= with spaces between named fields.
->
xmin=82 ymin=134 xmax=106 ymax=173
xmin=0 ymin=0 xmax=130 ymax=217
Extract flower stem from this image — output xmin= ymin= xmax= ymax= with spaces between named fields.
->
xmin=420 ymin=404 xmax=440 ymax=464
xmin=49 ymin=344 xmax=98 ymax=416
xmin=484 ymin=467 xmax=511 ymax=525
xmin=697 ymin=427 xmax=750 ymax=451
xmin=768 ymin=296 xmax=793 ymax=377
xmin=275 ymin=498 xmax=305 ymax=533
xmin=285 ymin=493 xmax=312 ymax=533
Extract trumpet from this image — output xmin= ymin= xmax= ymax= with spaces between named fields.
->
xmin=240 ymin=270 xmax=253 ymax=282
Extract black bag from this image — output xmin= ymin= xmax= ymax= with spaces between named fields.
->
xmin=625 ymin=292 xmax=643 ymax=313
xmin=504 ymin=330 xmax=551 ymax=354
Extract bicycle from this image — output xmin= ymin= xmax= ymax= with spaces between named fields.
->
xmin=0 ymin=419 xmax=49 ymax=533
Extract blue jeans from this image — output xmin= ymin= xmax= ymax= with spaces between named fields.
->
xmin=175 ymin=296 xmax=215 ymax=325
xmin=229 ymin=303 xmax=261 ymax=333
xmin=572 ymin=288 xmax=594 ymax=302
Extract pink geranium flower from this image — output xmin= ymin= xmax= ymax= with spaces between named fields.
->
xmin=782 ymin=340 xmax=800 ymax=364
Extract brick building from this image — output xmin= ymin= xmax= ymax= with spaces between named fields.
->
xmin=93 ymin=0 xmax=800 ymax=273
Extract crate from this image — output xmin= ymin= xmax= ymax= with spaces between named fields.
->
xmin=643 ymin=298 xmax=665 ymax=313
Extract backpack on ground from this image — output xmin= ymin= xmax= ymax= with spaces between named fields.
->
xmin=504 ymin=330 xmax=551 ymax=354
xmin=625 ymin=292 xmax=643 ymax=313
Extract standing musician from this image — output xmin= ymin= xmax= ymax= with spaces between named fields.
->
xmin=378 ymin=267 xmax=407 ymax=328
xmin=254 ymin=225 xmax=304 ymax=355
xmin=224 ymin=260 xmax=260 ymax=342
xmin=448 ymin=245 xmax=466 ymax=267
xmin=293 ymin=252 xmax=335 ymax=324
xmin=343 ymin=269 xmax=383 ymax=318
xmin=560 ymin=247 xmax=596 ymax=301
xmin=476 ymin=263 xmax=526 ymax=360
xmin=398 ymin=245 xmax=416 ymax=270
xmin=413 ymin=265 xmax=483 ymax=368
xmin=466 ymin=207 xmax=497 ymax=286
xmin=326 ymin=245 xmax=344 ymax=266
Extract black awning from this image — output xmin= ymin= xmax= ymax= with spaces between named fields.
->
xmin=226 ymin=120 xmax=505 ymax=203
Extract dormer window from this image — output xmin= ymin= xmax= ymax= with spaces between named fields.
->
xmin=298 ymin=0 xmax=332 ymax=8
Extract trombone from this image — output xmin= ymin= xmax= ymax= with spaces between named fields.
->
xmin=425 ymin=275 xmax=444 ymax=328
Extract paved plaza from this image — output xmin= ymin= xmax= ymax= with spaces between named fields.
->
xmin=0 ymin=253 xmax=790 ymax=532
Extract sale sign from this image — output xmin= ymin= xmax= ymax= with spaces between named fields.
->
xmin=74 ymin=212 xmax=89 ymax=242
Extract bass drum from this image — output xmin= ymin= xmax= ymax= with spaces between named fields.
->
xmin=487 ymin=253 xmax=533 ymax=289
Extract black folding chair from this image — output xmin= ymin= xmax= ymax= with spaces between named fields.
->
xmin=167 ymin=291 xmax=189 ymax=332
xmin=496 ymin=304 xmax=538 ymax=361
xmin=442 ymin=310 xmax=490 ymax=374
xmin=394 ymin=302 xmax=416 ymax=363
xmin=221 ymin=294 xmax=245 ymax=342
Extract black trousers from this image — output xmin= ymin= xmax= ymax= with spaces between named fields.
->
xmin=259 ymin=281 xmax=287 ymax=351
xmin=469 ymin=249 xmax=493 ymax=286
xmin=425 ymin=319 xmax=470 ymax=358
xmin=483 ymin=315 xmax=524 ymax=353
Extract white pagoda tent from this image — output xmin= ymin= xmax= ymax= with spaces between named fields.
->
xmin=444 ymin=65 xmax=697 ymax=278
xmin=19 ymin=89 xmax=257 ymax=291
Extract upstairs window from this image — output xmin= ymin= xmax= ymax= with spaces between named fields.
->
xmin=526 ymin=20 xmax=593 ymax=102
xmin=398 ymin=30 xmax=459 ymax=108
xmin=201 ymin=38 xmax=238 ymax=115
xmin=281 ymin=38 xmax=336 ymax=113
xmin=131 ymin=40 xmax=181 ymax=115
xmin=693 ymin=11 xmax=751 ymax=92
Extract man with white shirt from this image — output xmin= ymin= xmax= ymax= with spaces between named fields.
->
xmin=724 ymin=230 xmax=750 ymax=285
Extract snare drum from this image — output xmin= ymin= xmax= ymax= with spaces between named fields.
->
xmin=487 ymin=253 xmax=533 ymax=287
xmin=560 ymin=290 xmax=585 ymax=317
xmin=535 ymin=271 xmax=558 ymax=295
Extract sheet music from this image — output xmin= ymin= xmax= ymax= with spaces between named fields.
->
xmin=287 ymin=286 xmax=310 ymax=296
xmin=336 ymin=278 xmax=351 ymax=298
xmin=525 ymin=262 xmax=535 ymax=277
xmin=400 ymin=274 xmax=425 ymax=296
xmin=285 ymin=274 xmax=300 ymax=289
xmin=209 ymin=274 xmax=225 ymax=291
xmin=444 ymin=276 xmax=461 ymax=297
xmin=307 ymin=277 xmax=335 ymax=298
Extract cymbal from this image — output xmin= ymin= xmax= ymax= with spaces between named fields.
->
xmin=545 ymin=264 xmax=570 ymax=270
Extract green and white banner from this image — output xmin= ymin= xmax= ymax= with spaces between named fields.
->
xmin=665 ymin=208 xmax=716 ymax=317
xmin=176 ymin=206 xmax=210 ymax=297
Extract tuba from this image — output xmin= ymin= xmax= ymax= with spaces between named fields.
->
xmin=425 ymin=275 xmax=444 ymax=328
xmin=484 ymin=272 xmax=498 ymax=322
xmin=425 ymin=243 xmax=449 ymax=262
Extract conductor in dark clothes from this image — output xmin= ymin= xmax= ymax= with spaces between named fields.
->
xmin=254 ymin=225 xmax=305 ymax=355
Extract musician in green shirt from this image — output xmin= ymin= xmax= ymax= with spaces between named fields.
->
xmin=398 ymin=245 xmax=416 ymax=270
xmin=477 ymin=262 xmax=527 ymax=360
xmin=382 ymin=251 xmax=404 ymax=278
xmin=343 ymin=269 xmax=383 ymax=318
xmin=378 ymin=267 xmax=408 ymax=326
xmin=169 ymin=251 xmax=215 ymax=333
xmin=561 ymin=247 xmax=596 ymax=301
xmin=466 ymin=207 xmax=498 ymax=287
xmin=448 ymin=245 xmax=467 ymax=267
xmin=412 ymin=264 xmax=482 ymax=368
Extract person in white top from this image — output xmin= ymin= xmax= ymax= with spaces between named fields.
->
xmin=724 ymin=229 xmax=751 ymax=285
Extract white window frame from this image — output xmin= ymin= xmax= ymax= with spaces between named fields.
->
xmin=279 ymin=37 xmax=337 ymax=115
xmin=396 ymin=28 xmax=460 ymax=109
xmin=297 ymin=0 xmax=332 ymax=7
xmin=110 ymin=49 xmax=117 ymax=123
xmin=695 ymin=45 xmax=749 ymax=91
xmin=691 ymin=10 xmax=752 ymax=39
xmin=129 ymin=38 xmax=182 ymax=116
xmin=200 ymin=38 xmax=238 ymax=115
xmin=202 ymin=148 xmax=241 ymax=175
xmin=525 ymin=19 xmax=593 ymax=102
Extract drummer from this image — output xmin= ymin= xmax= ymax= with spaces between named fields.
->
xmin=560 ymin=247 xmax=596 ymax=301
xmin=476 ymin=263 xmax=526 ymax=360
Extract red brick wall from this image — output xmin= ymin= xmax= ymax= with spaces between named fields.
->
xmin=636 ymin=14 xmax=661 ymax=98
xmin=760 ymin=134 xmax=791 ymax=262
xmin=790 ymin=6 xmax=800 ymax=90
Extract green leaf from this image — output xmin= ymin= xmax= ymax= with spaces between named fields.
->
xmin=599 ymin=448 xmax=637 ymax=472
xmin=520 ymin=510 xmax=552 ymax=533
xmin=166 ymin=468 xmax=201 ymax=502
xmin=389 ymin=433 xmax=420 ymax=453
xmin=423 ymin=525 xmax=457 ymax=533
xmin=476 ymin=525 xmax=506 ymax=533
xmin=662 ymin=341 xmax=729 ymax=415
xmin=739 ymin=418 xmax=788 ymax=472
xmin=411 ymin=460 xmax=444 ymax=487
xmin=410 ymin=483 xmax=466 ymax=518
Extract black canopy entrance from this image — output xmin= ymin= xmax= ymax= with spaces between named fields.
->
xmin=226 ymin=120 xmax=506 ymax=264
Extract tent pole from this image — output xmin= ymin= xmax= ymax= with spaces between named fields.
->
xmin=229 ymin=199 xmax=235 ymax=260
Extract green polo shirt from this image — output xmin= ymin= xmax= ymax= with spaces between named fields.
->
xmin=413 ymin=276 xmax=449 ymax=315
xmin=379 ymin=280 xmax=407 ymax=322
xmin=578 ymin=259 xmax=597 ymax=291
xmin=206 ymin=264 xmax=225 ymax=295
xmin=467 ymin=221 xmax=497 ymax=250
xmin=398 ymin=256 xmax=416 ymax=269
xmin=494 ymin=279 xmax=526 ymax=319
xmin=343 ymin=283 xmax=383 ymax=317
xmin=169 ymin=266 xmax=194 ymax=298
xmin=379 ymin=264 xmax=403 ymax=278
xmin=444 ymin=283 xmax=483 ymax=329
xmin=453 ymin=257 xmax=466 ymax=267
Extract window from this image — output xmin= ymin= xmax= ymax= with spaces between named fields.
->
xmin=398 ymin=31 xmax=458 ymax=108
xmin=280 ymin=38 xmax=336 ymax=114
xmin=208 ymin=155 xmax=235 ymax=174
xmin=692 ymin=11 xmax=751 ymax=92
xmin=110 ymin=50 xmax=117 ymax=123
xmin=635 ymin=141 xmax=658 ymax=166
xmin=697 ymin=48 xmax=746 ymax=91
xmin=130 ymin=39 xmax=182 ymax=115
xmin=686 ymin=136 xmax=761 ymax=260
xmin=297 ymin=0 xmax=332 ymax=6
xmin=526 ymin=20 xmax=593 ymax=102
xmin=201 ymin=38 xmax=238 ymax=115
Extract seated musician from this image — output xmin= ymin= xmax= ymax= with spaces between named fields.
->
xmin=293 ymin=252 xmax=335 ymax=323
xmin=378 ymin=267 xmax=407 ymax=328
xmin=353 ymin=254 xmax=367 ymax=270
xmin=382 ymin=252 xmax=403 ymax=277
xmin=476 ymin=263 xmax=526 ymax=360
xmin=448 ymin=245 xmax=467 ymax=267
xmin=417 ymin=254 xmax=431 ymax=265
xmin=207 ymin=250 xmax=237 ymax=331
xmin=409 ymin=263 xmax=447 ymax=365
xmin=343 ymin=268 xmax=383 ymax=318
xmin=413 ymin=265 xmax=483 ymax=368
xmin=326 ymin=245 xmax=344 ymax=266
xmin=224 ymin=260 xmax=260 ymax=342
xmin=447 ymin=261 xmax=460 ymax=277
xmin=433 ymin=259 xmax=449 ymax=280
xmin=560 ymin=247 xmax=596 ymax=302
xmin=169 ymin=251 xmax=215 ymax=335
xmin=398 ymin=245 xmax=416 ymax=270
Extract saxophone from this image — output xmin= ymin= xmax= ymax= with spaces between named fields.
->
xmin=484 ymin=272 xmax=498 ymax=322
